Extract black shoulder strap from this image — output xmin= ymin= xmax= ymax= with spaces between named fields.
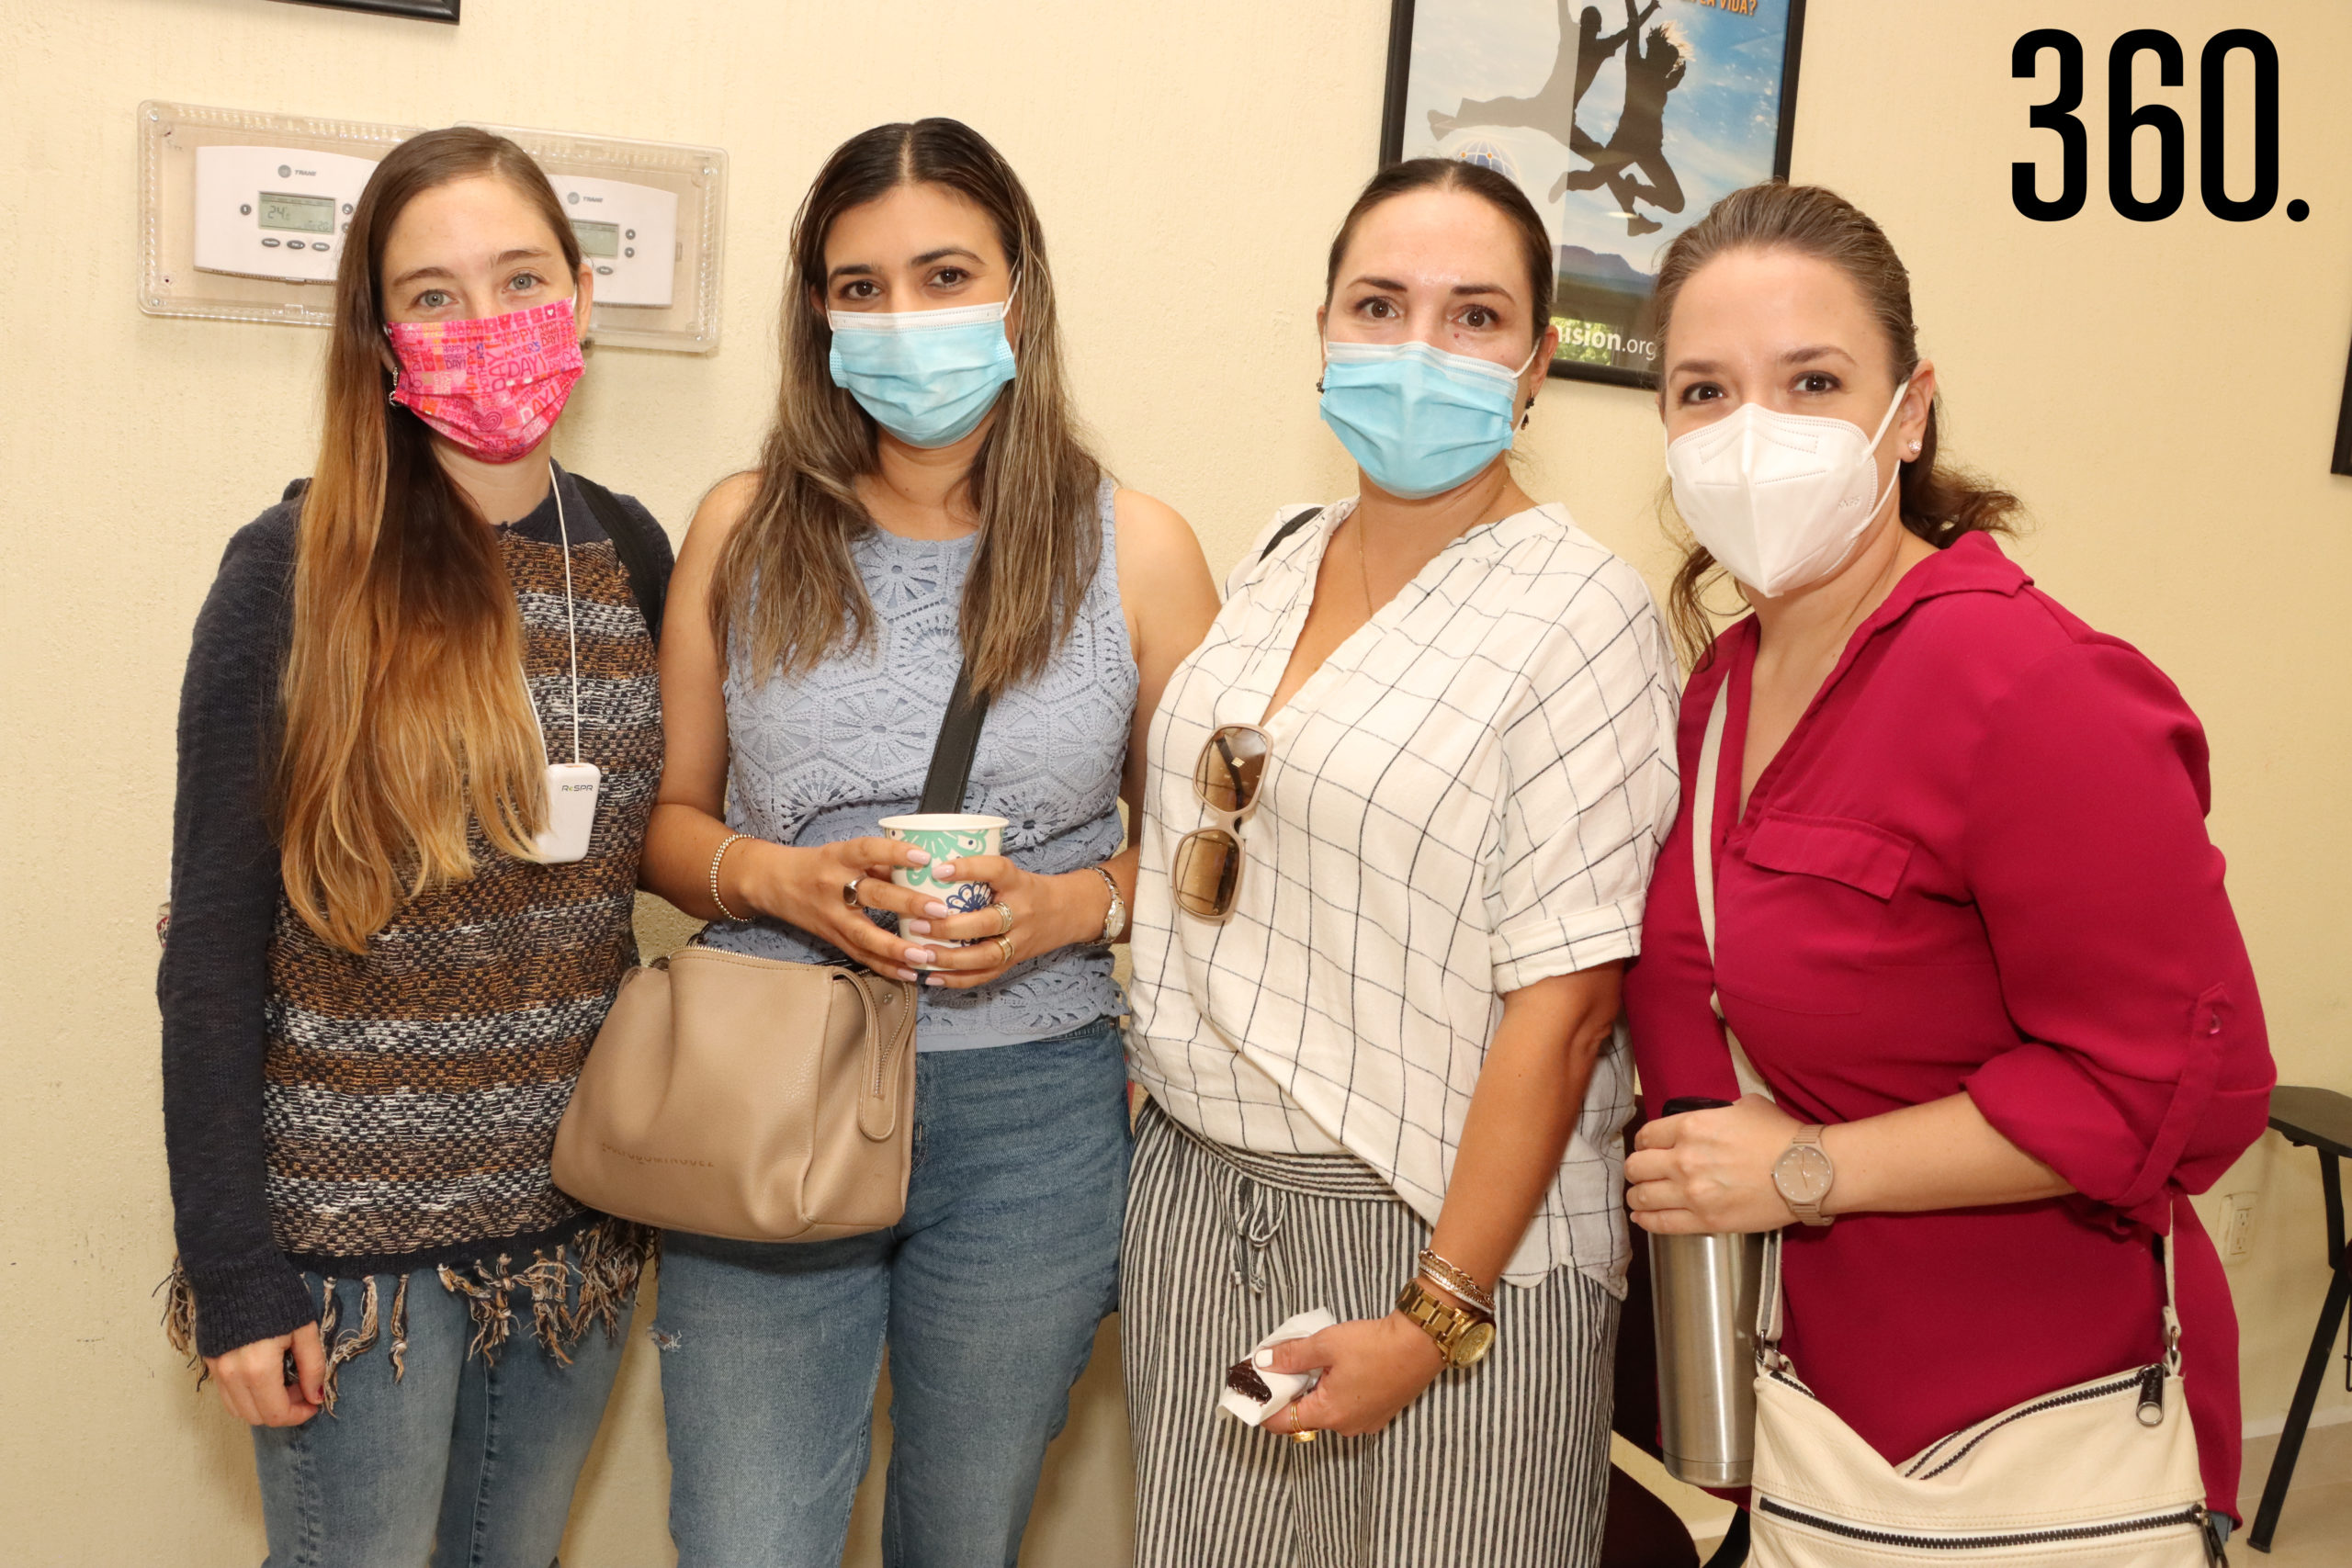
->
xmin=917 ymin=661 xmax=991 ymax=815
xmin=1257 ymin=505 xmax=1325 ymax=564
xmin=569 ymin=473 xmax=671 ymax=643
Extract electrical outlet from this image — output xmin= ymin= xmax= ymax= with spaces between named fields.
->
xmin=2219 ymin=1191 xmax=2259 ymax=1263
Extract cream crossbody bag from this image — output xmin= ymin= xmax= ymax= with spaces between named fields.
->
xmin=1690 ymin=682 xmax=2222 ymax=1567
xmin=551 ymin=664 xmax=989 ymax=1242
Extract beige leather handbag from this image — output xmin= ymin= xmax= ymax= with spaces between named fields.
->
xmin=552 ymin=951 xmax=918 ymax=1241
xmin=553 ymin=660 xmax=990 ymax=1242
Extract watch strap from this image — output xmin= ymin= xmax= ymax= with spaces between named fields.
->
xmin=1395 ymin=1277 xmax=1492 ymax=1367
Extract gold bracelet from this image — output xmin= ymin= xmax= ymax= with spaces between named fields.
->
xmin=708 ymin=833 xmax=745 ymax=921
xmin=1415 ymin=1247 xmax=1498 ymax=1317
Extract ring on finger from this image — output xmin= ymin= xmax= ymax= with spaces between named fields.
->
xmin=994 ymin=932 xmax=1016 ymax=967
xmin=841 ymin=875 xmax=864 ymax=908
xmin=991 ymin=902 xmax=1015 ymax=935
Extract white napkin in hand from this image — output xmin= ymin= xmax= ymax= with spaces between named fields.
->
xmin=1216 ymin=1307 xmax=1340 ymax=1427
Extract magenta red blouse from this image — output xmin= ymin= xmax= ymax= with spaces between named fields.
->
xmin=1623 ymin=533 xmax=2274 ymax=1514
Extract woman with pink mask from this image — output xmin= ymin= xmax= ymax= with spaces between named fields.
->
xmin=158 ymin=128 xmax=668 ymax=1567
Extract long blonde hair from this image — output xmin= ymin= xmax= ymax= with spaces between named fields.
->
xmin=277 ymin=128 xmax=584 ymax=953
xmin=711 ymin=119 xmax=1102 ymax=698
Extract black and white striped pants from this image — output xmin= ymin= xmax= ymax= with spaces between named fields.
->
xmin=1122 ymin=1100 xmax=1618 ymax=1567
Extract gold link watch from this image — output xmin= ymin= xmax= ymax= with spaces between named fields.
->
xmin=1395 ymin=1278 xmax=1496 ymax=1369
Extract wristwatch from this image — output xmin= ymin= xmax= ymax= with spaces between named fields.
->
xmin=1773 ymin=1124 xmax=1837 ymax=1226
xmin=1395 ymin=1278 xmax=1496 ymax=1369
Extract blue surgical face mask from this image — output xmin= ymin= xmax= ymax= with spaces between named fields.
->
xmin=828 ymin=288 xmax=1018 ymax=449
xmin=1318 ymin=337 xmax=1539 ymax=501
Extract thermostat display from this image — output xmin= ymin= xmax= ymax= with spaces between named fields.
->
xmin=258 ymin=192 xmax=336 ymax=233
xmin=194 ymin=144 xmax=379 ymax=284
xmin=572 ymin=219 xmax=621 ymax=259
xmin=552 ymin=174 xmax=678 ymax=309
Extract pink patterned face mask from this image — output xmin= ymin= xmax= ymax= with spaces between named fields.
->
xmin=385 ymin=298 xmax=584 ymax=464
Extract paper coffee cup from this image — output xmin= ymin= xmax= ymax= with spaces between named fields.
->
xmin=878 ymin=813 xmax=1007 ymax=919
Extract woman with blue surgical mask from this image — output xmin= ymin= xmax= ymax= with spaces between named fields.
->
xmin=1119 ymin=158 xmax=1679 ymax=1565
xmin=638 ymin=118 xmax=1220 ymax=1563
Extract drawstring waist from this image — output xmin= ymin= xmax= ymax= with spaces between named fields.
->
xmin=1138 ymin=1099 xmax=1406 ymax=1296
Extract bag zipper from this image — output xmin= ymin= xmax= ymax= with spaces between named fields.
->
xmin=1904 ymin=1366 xmax=2156 ymax=1480
xmin=867 ymin=984 xmax=903 ymax=1100
xmin=1758 ymin=1496 xmax=2208 ymax=1552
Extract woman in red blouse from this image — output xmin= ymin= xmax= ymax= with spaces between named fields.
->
xmin=1621 ymin=182 xmax=2274 ymax=1529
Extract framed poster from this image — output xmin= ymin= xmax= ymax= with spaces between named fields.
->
xmin=2335 ymin=330 xmax=2352 ymax=477
xmin=270 ymin=0 xmax=460 ymax=20
xmin=1381 ymin=0 xmax=1805 ymax=388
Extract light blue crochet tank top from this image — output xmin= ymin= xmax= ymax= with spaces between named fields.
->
xmin=705 ymin=478 xmax=1134 ymax=1050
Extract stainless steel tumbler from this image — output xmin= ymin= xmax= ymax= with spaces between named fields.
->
xmin=1647 ymin=1096 xmax=1766 ymax=1489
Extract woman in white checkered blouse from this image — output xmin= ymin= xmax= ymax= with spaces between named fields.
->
xmin=1120 ymin=159 xmax=1680 ymax=1565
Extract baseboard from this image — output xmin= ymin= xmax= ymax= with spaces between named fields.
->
xmin=2244 ymin=1403 xmax=2352 ymax=1441
xmin=2240 ymin=1411 xmax=2352 ymax=1510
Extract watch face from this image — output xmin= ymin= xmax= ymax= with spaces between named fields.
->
xmin=1453 ymin=1319 xmax=1496 ymax=1368
xmin=1774 ymin=1143 xmax=1835 ymax=1204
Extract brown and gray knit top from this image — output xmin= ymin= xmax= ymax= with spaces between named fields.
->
xmin=160 ymin=469 xmax=667 ymax=1360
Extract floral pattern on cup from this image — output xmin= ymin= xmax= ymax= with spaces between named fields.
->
xmin=879 ymin=815 xmax=1008 ymax=919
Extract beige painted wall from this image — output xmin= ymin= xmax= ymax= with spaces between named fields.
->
xmin=4 ymin=1 xmax=2349 ymax=1562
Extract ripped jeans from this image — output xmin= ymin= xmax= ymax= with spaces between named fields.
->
xmin=655 ymin=1016 xmax=1130 ymax=1568
xmin=250 ymin=1259 xmax=634 ymax=1568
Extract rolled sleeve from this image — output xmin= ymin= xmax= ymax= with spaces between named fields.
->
xmin=1958 ymin=642 xmax=2273 ymax=1229
xmin=1486 ymin=563 xmax=1679 ymax=995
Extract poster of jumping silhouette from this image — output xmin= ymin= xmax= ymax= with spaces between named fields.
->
xmin=1382 ymin=0 xmax=1805 ymax=387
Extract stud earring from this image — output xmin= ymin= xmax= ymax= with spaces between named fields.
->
xmin=1905 ymin=441 xmax=1921 ymax=458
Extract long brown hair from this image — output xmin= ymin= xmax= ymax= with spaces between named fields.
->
xmin=711 ymin=118 xmax=1102 ymax=698
xmin=1326 ymin=157 xmax=1554 ymax=346
xmin=1648 ymin=182 xmax=2021 ymax=666
xmin=277 ymin=128 xmax=583 ymax=953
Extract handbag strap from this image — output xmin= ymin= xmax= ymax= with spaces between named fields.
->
xmin=569 ymin=471 xmax=672 ymax=644
xmin=916 ymin=660 xmax=990 ymax=815
xmin=1256 ymin=505 xmax=1326 ymax=565
xmin=1692 ymin=682 xmax=1772 ymax=1101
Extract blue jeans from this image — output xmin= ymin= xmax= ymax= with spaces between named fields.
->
xmin=253 ymin=1269 xmax=629 ymax=1568
xmin=658 ymin=1017 xmax=1129 ymax=1568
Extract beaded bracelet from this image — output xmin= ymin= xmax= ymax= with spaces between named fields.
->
xmin=708 ymin=833 xmax=745 ymax=922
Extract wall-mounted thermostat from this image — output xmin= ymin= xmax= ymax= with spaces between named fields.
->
xmin=142 ymin=102 xmax=728 ymax=353
xmin=193 ymin=144 xmax=379 ymax=283
xmin=467 ymin=121 xmax=726 ymax=353
xmin=141 ymin=101 xmax=417 ymax=329
xmin=550 ymin=174 xmax=678 ymax=309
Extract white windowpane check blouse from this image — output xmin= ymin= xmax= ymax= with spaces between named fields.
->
xmin=1124 ymin=499 xmax=1680 ymax=1293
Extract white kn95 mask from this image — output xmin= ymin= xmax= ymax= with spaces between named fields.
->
xmin=1665 ymin=379 xmax=1915 ymax=598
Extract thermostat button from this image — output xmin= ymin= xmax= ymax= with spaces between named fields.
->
xmin=286 ymin=240 xmax=305 ymax=250
xmin=261 ymin=237 xmax=281 ymax=247
xmin=596 ymin=265 xmax=614 ymax=275
xmin=239 ymin=203 xmax=252 ymax=216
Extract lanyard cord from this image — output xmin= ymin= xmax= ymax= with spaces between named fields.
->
xmin=551 ymin=466 xmax=582 ymax=765
xmin=525 ymin=463 xmax=585 ymax=768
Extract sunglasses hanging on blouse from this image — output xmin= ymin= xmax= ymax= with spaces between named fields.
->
xmin=1172 ymin=724 xmax=1272 ymax=921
